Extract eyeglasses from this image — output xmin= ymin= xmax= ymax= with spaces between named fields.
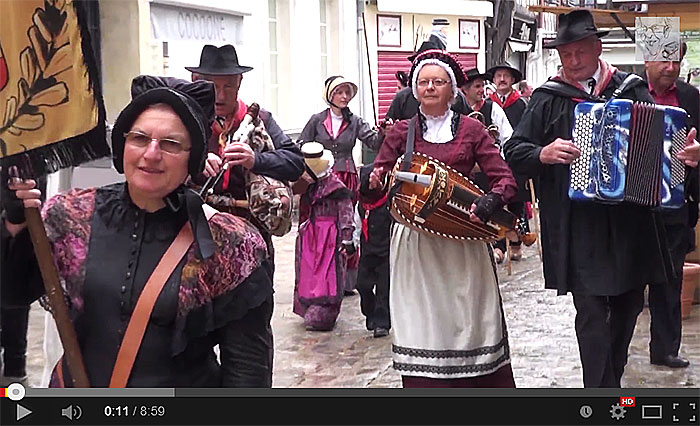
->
xmin=417 ymin=78 xmax=450 ymax=88
xmin=123 ymin=131 xmax=191 ymax=154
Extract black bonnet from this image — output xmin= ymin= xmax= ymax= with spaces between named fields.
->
xmin=111 ymin=77 xmax=214 ymax=176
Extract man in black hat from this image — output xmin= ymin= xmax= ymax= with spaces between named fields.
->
xmin=462 ymin=68 xmax=513 ymax=145
xmin=643 ymin=42 xmax=698 ymax=369
xmin=385 ymin=40 xmax=471 ymax=121
xmin=486 ymin=62 xmax=530 ymax=261
xmin=487 ymin=62 xmax=527 ymax=128
xmin=186 ymin=44 xmax=304 ymax=251
xmin=503 ymin=9 xmax=700 ymax=387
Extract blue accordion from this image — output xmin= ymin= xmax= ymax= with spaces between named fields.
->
xmin=569 ymin=99 xmax=687 ymax=209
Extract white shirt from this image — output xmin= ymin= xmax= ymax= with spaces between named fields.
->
xmin=419 ymin=107 xmax=454 ymax=144
xmin=352 ymin=204 xmax=362 ymax=249
xmin=490 ymin=102 xmax=513 ymax=143
xmin=330 ymin=110 xmax=343 ymax=138
xmin=577 ymin=64 xmax=602 ymax=93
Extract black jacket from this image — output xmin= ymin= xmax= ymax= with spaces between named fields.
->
xmin=504 ymin=71 xmax=664 ymax=296
xmin=677 ymin=80 xmax=700 ymax=229
xmin=1 ymin=176 xmax=47 ymax=307
xmin=1 ymin=224 xmax=44 ymax=307
xmin=357 ymin=164 xmax=391 ymax=257
xmin=652 ymin=79 xmax=700 ymax=278
xmin=358 ymin=201 xmax=391 ymax=258
xmin=503 ymin=97 xmax=527 ymax=129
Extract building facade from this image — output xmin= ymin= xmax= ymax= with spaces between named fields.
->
xmin=361 ymin=0 xmax=492 ymax=122
xmin=66 ymin=0 xmax=367 ymax=190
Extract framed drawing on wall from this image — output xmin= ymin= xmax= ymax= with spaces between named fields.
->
xmin=377 ymin=15 xmax=401 ymax=47
xmin=459 ymin=19 xmax=480 ymax=49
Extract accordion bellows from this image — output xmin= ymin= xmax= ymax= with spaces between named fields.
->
xmin=569 ymin=100 xmax=687 ymax=209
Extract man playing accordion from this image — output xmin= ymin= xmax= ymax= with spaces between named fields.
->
xmin=504 ymin=10 xmax=700 ymax=387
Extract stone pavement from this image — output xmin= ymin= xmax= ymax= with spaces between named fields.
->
xmin=20 ymin=227 xmax=699 ymax=388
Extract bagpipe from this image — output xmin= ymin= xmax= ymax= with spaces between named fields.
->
xmin=570 ymin=99 xmax=687 ymax=209
xmin=198 ymin=103 xmax=292 ymax=236
xmin=388 ymin=152 xmax=536 ymax=244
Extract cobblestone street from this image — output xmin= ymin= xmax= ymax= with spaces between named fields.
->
xmin=22 ymin=226 xmax=699 ymax=388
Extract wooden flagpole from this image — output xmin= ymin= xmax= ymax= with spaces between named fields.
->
xmin=361 ymin=12 xmax=378 ymax=126
xmin=25 ymin=207 xmax=90 ymax=387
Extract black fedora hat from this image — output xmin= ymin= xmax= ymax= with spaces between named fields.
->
xmin=464 ymin=68 xmax=488 ymax=83
xmin=486 ymin=63 xmax=523 ymax=83
xmin=185 ymin=44 xmax=253 ymax=76
xmin=544 ymin=10 xmax=609 ymax=48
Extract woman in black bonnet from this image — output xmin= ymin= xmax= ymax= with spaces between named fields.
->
xmin=6 ymin=76 xmax=274 ymax=387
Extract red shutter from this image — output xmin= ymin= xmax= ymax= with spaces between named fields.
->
xmin=376 ymin=51 xmax=478 ymax=121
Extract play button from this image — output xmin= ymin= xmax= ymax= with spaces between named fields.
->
xmin=16 ymin=404 xmax=32 ymax=421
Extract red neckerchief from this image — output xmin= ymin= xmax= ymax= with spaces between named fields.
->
xmin=323 ymin=109 xmax=349 ymax=140
xmin=553 ymin=59 xmax=617 ymax=99
xmin=361 ymin=193 xmax=388 ymax=240
xmin=471 ymin=99 xmax=485 ymax=111
xmin=210 ymin=99 xmax=248 ymax=190
xmin=490 ymin=90 xmax=521 ymax=109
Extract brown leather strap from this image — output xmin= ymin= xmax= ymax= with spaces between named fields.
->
xmin=109 ymin=205 xmax=219 ymax=387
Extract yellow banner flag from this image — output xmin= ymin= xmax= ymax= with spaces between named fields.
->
xmin=0 ymin=0 xmax=108 ymax=175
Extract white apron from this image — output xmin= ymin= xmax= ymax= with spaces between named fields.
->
xmin=390 ymin=224 xmax=511 ymax=379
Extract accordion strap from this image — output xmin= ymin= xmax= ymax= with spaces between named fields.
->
xmin=611 ymin=73 xmax=643 ymax=99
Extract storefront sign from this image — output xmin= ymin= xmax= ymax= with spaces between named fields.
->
xmin=150 ymin=3 xmax=242 ymax=43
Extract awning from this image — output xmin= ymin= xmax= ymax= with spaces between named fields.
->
xmin=508 ymin=39 xmax=532 ymax=53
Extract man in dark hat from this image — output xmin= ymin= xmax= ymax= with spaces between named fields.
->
xmin=386 ymin=40 xmax=471 ymax=121
xmin=643 ymin=42 xmax=698 ymax=369
xmin=486 ymin=62 xmax=530 ymax=261
xmin=462 ymin=68 xmax=513 ymax=146
xmin=186 ymin=44 xmax=304 ymax=252
xmin=487 ymin=62 xmax=526 ymax=129
xmin=503 ymin=9 xmax=700 ymax=387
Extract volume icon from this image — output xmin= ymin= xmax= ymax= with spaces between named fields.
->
xmin=61 ymin=404 xmax=82 ymax=420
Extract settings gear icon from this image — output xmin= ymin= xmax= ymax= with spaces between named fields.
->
xmin=610 ymin=403 xmax=626 ymax=420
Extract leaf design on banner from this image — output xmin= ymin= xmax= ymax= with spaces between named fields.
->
xmin=29 ymin=82 xmax=68 ymax=107
xmin=3 ymin=96 xmax=17 ymax=128
xmin=28 ymin=26 xmax=50 ymax=72
xmin=43 ymin=44 xmax=71 ymax=78
xmin=12 ymin=113 xmax=45 ymax=130
xmin=20 ymin=47 xmax=38 ymax=85
xmin=0 ymin=0 xmax=72 ymax=142
xmin=17 ymin=78 xmax=30 ymax=105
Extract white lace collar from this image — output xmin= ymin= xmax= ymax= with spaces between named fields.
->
xmin=419 ymin=106 xmax=454 ymax=144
